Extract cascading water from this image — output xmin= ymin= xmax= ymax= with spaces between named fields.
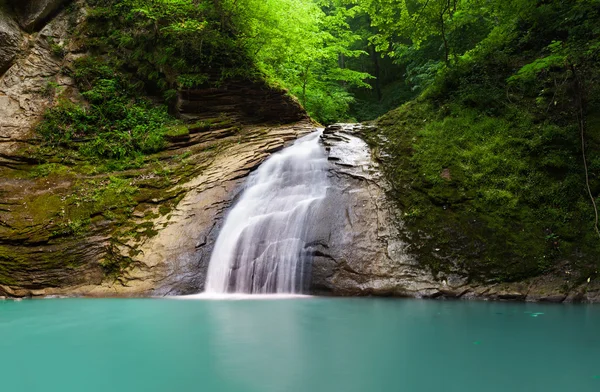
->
xmin=204 ymin=131 xmax=329 ymax=294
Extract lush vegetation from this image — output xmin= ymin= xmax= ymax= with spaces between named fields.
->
xmin=38 ymin=57 xmax=171 ymax=165
xmin=361 ymin=0 xmax=600 ymax=283
xmin=38 ymin=0 xmax=373 ymax=163
xmin=34 ymin=0 xmax=600 ymax=284
xmin=82 ymin=0 xmax=373 ymax=123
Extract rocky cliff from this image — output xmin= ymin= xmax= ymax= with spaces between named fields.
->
xmin=313 ymin=124 xmax=600 ymax=303
xmin=0 ymin=0 xmax=313 ymax=297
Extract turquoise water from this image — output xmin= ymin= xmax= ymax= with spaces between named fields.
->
xmin=0 ymin=298 xmax=598 ymax=392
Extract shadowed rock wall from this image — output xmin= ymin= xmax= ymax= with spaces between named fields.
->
xmin=178 ymin=81 xmax=307 ymax=124
xmin=10 ymin=0 xmax=71 ymax=32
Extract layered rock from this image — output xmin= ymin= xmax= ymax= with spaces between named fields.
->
xmin=0 ymin=1 xmax=82 ymax=166
xmin=0 ymin=5 xmax=22 ymax=74
xmin=62 ymin=123 xmax=314 ymax=297
xmin=311 ymin=124 xmax=442 ymax=297
xmin=1 ymin=1 xmax=598 ymax=303
xmin=178 ymin=81 xmax=307 ymax=124
xmin=0 ymin=1 xmax=314 ymax=298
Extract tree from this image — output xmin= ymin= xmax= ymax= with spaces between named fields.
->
xmin=225 ymin=0 xmax=372 ymax=123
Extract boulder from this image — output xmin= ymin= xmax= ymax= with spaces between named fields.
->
xmin=10 ymin=0 xmax=70 ymax=32
xmin=0 ymin=6 xmax=22 ymax=74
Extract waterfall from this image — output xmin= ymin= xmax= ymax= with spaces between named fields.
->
xmin=204 ymin=131 xmax=329 ymax=294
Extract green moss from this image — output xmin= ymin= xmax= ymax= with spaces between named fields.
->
xmin=165 ymin=125 xmax=190 ymax=139
xmin=125 ymin=222 xmax=159 ymax=241
xmin=99 ymin=245 xmax=134 ymax=279
xmin=158 ymin=205 xmax=171 ymax=216
xmin=0 ymin=244 xmax=85 ymax=287
xmin=28 ymin=163 xmax=72 ymax=178
xmin=369 ymin=96 xmax=600 ymax=282
xmin=188 ymin=120 xmax=211 ymax=133
xmin=0 ymin=246 xmax=27 ymax=285
xmin=23 ymin=194 xmax=64 ymax=227
xmin=46 ymin=37 xmax=66 ymax=58
xmin=37 ymin=56 xmax=173 ymax=163
xmin=2 ymin=0 xmax=267 ymax=285
xmin=362 ymin=8 xmax=600 ymax=283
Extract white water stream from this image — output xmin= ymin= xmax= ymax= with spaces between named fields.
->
xmin=204 ymin=131 xmax=329 ymax=294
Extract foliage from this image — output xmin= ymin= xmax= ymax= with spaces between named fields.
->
xmin=223 ymin=0 xmax=373 ymax=122
xmin=366 ymin=0 xmax=600 ymax=281
xmin=37 ymin=56 xmax=172 ymax=163
xmin=86 ymin=0 xmax=256 ymax=93
xmin=80 ymin=0 xmax=375 ymax=123
xmin=27 ymin=0 xmax=600 ymax=284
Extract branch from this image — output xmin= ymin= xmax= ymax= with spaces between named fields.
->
xmin=412 ymin=0 xmax=431 ymax=29
xmin=572 ymin=64 xmax=600 ymax=239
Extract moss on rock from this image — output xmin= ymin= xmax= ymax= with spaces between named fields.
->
xmin=365 ymin=59 xmax=600 ymax=284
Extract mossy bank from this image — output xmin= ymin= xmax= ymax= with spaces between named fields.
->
xmin=362 ymin=1 xmax=600 ymax=293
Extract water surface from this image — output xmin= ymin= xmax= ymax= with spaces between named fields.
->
xmin=0 ymin=298 xmax=598 ymax=391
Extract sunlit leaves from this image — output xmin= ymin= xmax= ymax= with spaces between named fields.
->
xmin=224 ymin=0 xmax=372 ymax=122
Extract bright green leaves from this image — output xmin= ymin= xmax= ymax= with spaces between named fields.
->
xmin=508 ymin=40 xmax=568 ymax=85
xmin=356 ymin=0 xmax=500 ymax=92
xmin=87 ymin=0 xmax=374 ymax=123
xmin=224 ymin=0 xmax=372 ymax=123
xmin=37 ymin=57 xmax=172 ymax=162
xmin=508 ymin=58 xmax=566 ymax=86
xmin=161 ymin=19 xmax=208 ymax=35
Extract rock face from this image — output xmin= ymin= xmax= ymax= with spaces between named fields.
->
xmin=0 ymin=5 xmax=22 ymax=74
xmin=312 ymin=124 xmax=441 ymax=297
xmin=0 ymin=0 xmax=315 ymax=298
xmin=311 ymin=124 xmax=600 ymax=303
xmin=10 ymin=0 xmax=70 ymax=32
xmin=178 ymin=81 xmax=307 ymax=124
xmin=1 ymin=2 xmax=598 ymax=302
xmin=0 ymin=1 xmax=81 ymax=165
xmin=73 ymin=123 xmax=315 ymax=297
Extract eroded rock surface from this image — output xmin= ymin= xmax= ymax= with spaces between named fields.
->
xmin=10 ymin=0 xmax=71 ymax=32
xmin=0 ymin=2 xmax=82 ymax=165
xmin=0 ymin=5 xmax=22 ymax=74
xmin=178 ymin=81 xmax=307 ymax=124
xmin=312 ymin=124 xmax=440 ymax=297
xmin=312 ymin=124 xmax=600 ymax=303
xmin=74 ymin=123 xmax=315 ymax=297
xmin=1 ymin=2 xmax=598 ymax=302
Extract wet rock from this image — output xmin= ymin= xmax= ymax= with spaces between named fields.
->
xmin=497 ymin=292 xmax=527 ymax=301
xmin=0 ymin=0 xmax=315 ymax=297
xmin=118 ymin=122 xmax=314 ymax=296
xmin=311 ymin=124 xmax=441 ymax=297
xmin=10 ymin=0 xmax=70 ymax=32
xmin=310 ymin=124 xmax=600 ymax=302
xmin=538 ymin=294 xmax=567 ymax=303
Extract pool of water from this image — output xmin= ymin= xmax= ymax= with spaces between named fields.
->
xmin=0 ymin=297 xmax=598 ymax=392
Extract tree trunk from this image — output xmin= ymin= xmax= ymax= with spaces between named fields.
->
xmin=302 ymin=63 xmax=311 ymax=108
xmin=440 ymin=2 xmax=450 ymax=66
xmin=370 ymin=45 xmax=382 ymax=101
